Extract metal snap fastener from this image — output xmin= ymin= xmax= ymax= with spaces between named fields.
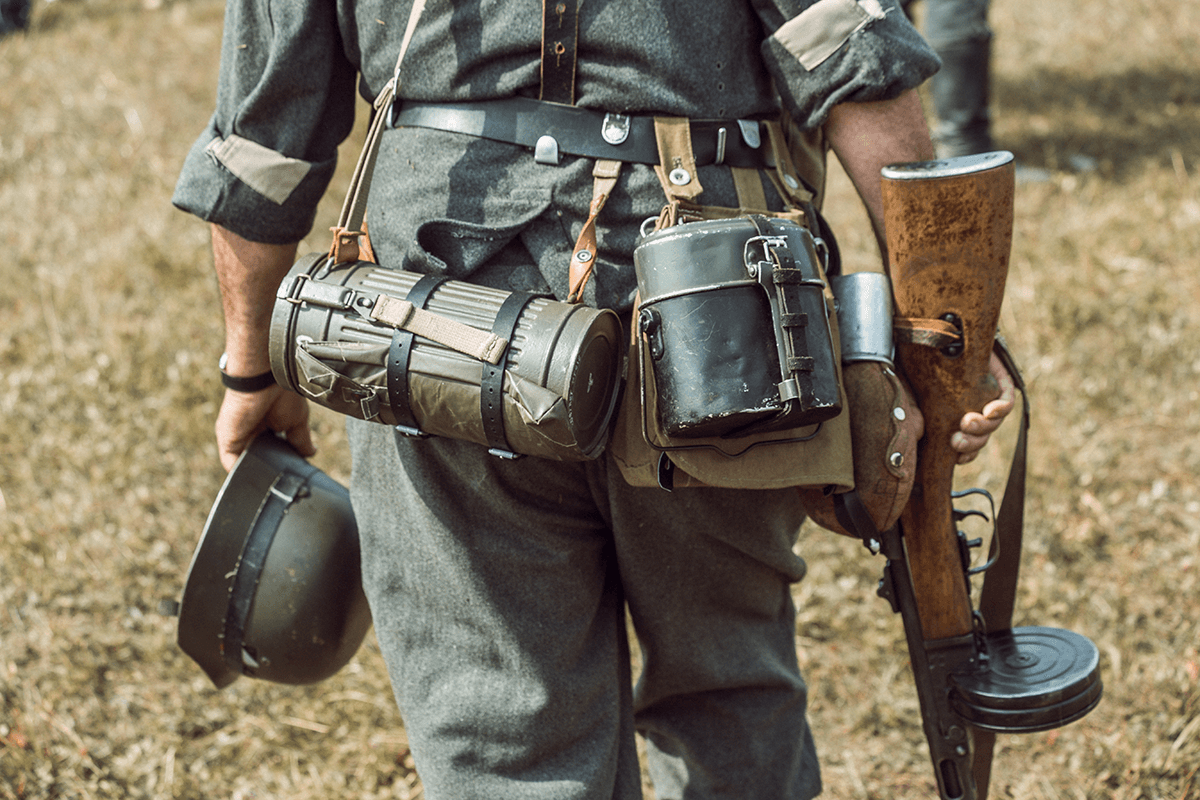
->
xmin=669 ymin=168 xmax=692 ymax=186
xmin=574 ymin=250 xmax=593 ymax=262
xmin=893 ymin=406 xmax=907 ymax=421
xmin=783 ymin=173 xmax=800 ymax=190
xmin=889 ymin=452 xmax=905 ymax=468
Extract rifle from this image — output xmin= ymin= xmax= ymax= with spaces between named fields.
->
xmin=870 ymin=152 xmax=1102 ymax=799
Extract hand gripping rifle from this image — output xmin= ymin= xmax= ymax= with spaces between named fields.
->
xmin=863 ymin=152 xmax=1102 ymax=799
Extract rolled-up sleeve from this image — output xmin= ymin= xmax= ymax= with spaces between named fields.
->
xmin=754 ymin=0 xmax=940 ymax=130
xmin=172 ymin=0 xmax=358 ymax=244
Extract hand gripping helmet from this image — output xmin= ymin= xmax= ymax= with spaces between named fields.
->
xmin=176 ymin=432 xmax=372 ymax=688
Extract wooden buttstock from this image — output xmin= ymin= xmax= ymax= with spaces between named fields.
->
xmin=882 ymin=152 xmax=1016 ymax=642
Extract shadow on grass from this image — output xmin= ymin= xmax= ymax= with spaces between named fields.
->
xmin=994 ymin=64 xmax=1200 ymax=179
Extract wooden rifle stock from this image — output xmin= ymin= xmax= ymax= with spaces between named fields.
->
xmin=884 ymin=153 xmax=1014 ymax=643
xmin=881 ymin=152 xmax=1016 ymax=799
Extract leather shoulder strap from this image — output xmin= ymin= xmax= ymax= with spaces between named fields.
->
xmin=540 ymin=0 xmax=581 ymax=104
xmin=329 ymin=0 xmax=427 ymax=263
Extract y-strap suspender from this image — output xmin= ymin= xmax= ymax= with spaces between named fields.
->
xmin=540 ymin=0 xmax=581 ymax=105
xmin=540 ymin=0 xmax=628 ymax=304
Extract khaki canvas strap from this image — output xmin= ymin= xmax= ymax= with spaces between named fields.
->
xmin=730 ymin=166 xmax=769 ymax=211
xmin=651 ymin=117 xmax=820 ymax=233
xmin=653 ymin=116 xmax=705 ymax=203
xmin=370 ymin=294 xmax=508 ymax=365
xmin=763 ymin=119 xmax=815 ymax=207
xmin=567 ymin=158 xmax=622 ymax=303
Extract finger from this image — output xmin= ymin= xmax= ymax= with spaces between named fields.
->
xmin=984 ymin=353 xmax=1017 ymax=419
xmin=218 ymin=436 xmax=246 ymax=472
xmin=286 ymin=423 xmax=317 ymax=459
xmin=951 ymin=430 xmax=991 ymax=454
xmin=959 ymin=410 xmax=1005 ymax=437
xmin=982 ymin=395 xmax=1016 ymax=421
xmin=218 ymin=422 xmax=264 ymax=471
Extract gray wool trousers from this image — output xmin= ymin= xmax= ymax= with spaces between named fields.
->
xmin=347 ymin=420 xmax=822 ymax=800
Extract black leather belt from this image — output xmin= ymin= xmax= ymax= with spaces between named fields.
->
xmin=390 ymin=96 xmax=776 ymax=170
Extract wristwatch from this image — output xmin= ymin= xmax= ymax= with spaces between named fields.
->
xmin=218 ymin=353 xmax=276 ymax=392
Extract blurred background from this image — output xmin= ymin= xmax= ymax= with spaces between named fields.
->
xmin=1 ymin=0 xmax=1198 ymax=797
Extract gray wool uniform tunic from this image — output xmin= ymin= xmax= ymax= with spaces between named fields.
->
xmin=175 ymin=2 xmax=936 ymax=798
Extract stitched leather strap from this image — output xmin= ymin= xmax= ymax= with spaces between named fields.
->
xmin=480 ymin=292 xmax=535 ymax=457
xmin=567 ymin=159 xmax=622 ymax=303
xmin=970 ymin=336 xmax=1029 ymax=799
xmin=328 ymin=0 xmax=427 ymax=262
xmin=392 ymin=98 xmax=775 ymax=170
xmin=977 ymin=335 xmax=1029 ymax=631
xmin=386 ymin=274 xmax=447 ymax=433
xmin=540 ymin=0 xmax=580 ymax=104
xmin=222 ymin=470 xmax=307 ymax=674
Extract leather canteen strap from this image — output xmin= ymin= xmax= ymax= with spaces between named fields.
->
xmin=763 ymin=119 xmax=816 ymax=207
xmin=540 ymin=0 xmax=581 ymax=104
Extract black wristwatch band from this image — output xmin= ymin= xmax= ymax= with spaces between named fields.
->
xmin=219 ymin=353 xmax=277 ymax=393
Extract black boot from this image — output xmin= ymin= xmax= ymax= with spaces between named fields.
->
xmin=0 ymin=0 xmax=30 ymax=36
xmin=929 ymin=37 xmax=995 ymax=158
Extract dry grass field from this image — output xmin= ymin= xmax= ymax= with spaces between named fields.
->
xmin=1 ymin=0 xmax=1198 ymax=797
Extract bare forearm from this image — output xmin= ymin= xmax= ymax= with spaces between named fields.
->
xmin=824 ymin=90 xmax=935 ymax=265
xmin=211 ymin=224 xmax=299 ymax=376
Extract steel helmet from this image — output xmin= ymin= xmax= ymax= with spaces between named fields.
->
xmin=176 ymin=432 xmax=371 ymax=688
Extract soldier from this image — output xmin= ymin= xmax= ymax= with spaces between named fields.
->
xmin=904 ymin=0 xmax=997 ymax=157
xmin=174 ymin=1 xmax=1013 ymax=797
xmin=0 ymin=0 xmax=30 ymax=36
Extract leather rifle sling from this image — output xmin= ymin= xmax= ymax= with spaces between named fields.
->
xmin=971 ymin=336 xmax=1031 ymax=799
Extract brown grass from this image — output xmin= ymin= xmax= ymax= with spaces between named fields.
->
xmin=2 ymin=0 xmax=1199 ymax=797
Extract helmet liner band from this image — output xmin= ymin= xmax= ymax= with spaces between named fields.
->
xmin=221 ymin=469 xmax=308 ymax=675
